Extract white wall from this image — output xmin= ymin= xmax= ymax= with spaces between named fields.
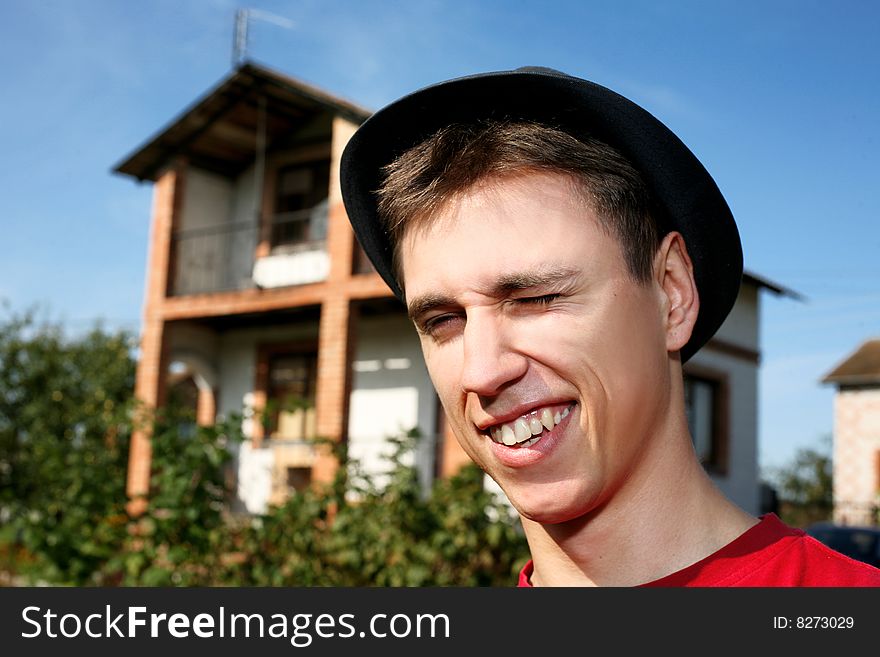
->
xmin=180 ymin=168 xmax=232 ymax=231
xmin=689 ymin=347 xmax=760 ymax=515
xmin=226 ymin=165 xmax=259 ymax=290
xmin=231 ymin=165 xmax=257 ymax=227
xmin=715 ymin=282 xmax=759 ymax=351
xmin=175 ymin=168 xmax=233 ymax=294
xmin=348 ymin=314 xmax=438 ymax=492
xmin=173 ymin=166 xmax=264 ymax=294
xmin=165 ymin=322 xmax=220 ymax=391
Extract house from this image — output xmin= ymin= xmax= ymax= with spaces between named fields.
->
xmin=683 ymin=271 xmax=797 ymax=514
xmin=115 ymin=62 xmax=788 ymax=516
xmin=822 ymin=339 xmax=880 ymax=525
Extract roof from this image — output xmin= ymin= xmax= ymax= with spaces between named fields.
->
xmin=113 ymin=61 xmax=371 ymax=182
xmin=822 ymin=339 xmax=880 ymax=386
xmin=742 ymin=271 xmax=804 ymax=301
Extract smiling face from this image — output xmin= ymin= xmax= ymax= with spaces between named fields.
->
xmin=401 ymin=171 xmax=685 ymax=524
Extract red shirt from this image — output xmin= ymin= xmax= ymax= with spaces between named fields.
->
xmin=518 ymin=514 xmax=880 ymax=587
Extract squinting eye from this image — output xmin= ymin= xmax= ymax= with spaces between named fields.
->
xmin=421 ymin=314 xmax=465 ymax=340
xmin=515 ymin=294 xmax=561 ymax=306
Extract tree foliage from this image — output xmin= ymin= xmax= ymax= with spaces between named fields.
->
xmin=0 ymin=307 xmax=136 ymax=583
xmin=767 ymin=436 xmax=833 ymax=528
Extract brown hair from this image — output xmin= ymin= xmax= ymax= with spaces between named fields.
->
xmin=377 ymin=120 xmax=662 ymax=289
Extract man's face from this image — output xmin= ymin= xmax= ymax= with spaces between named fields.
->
xmin=400 ymin=171 xmax=676 ymax=524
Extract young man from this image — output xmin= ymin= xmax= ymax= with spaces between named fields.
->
xmin=340 ymin=67 xmax=880 ymax=586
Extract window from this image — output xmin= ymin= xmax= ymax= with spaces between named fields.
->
xmin=683 ymin=370 xmax=728 ymax=474
xmin=267 ymin=351 xmax=318 ymax=440
xmin=272 ymin=160 xmax=330 ymax=250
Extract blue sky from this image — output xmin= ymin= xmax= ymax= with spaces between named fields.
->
xmin=1 ymin=1 xmax=878 ymax=473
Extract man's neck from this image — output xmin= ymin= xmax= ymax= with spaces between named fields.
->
xmin=521 ymin=429 xmax=757 ymax=587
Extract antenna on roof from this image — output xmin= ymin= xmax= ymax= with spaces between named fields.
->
xmin=232 ymin=8 xmax=295 ymax=67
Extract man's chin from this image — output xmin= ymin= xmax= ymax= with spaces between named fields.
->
xmin=508 ymin=492 xmax=595 ymax=526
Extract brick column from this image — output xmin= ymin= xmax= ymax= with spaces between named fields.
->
xmin=313 ymin=295 xmax=355 ymax=483
xmin=310 ymin=117 xmax=364 ymax=485
xmin=311 ymin=184 xmax=357 ymax=483
xmin=196 ymin=385 xmax=217 ymax=427
xmin=127 ymin=318 xmax=169 ymax=509
xmin=127 ymin=166 xmax=183 ymax=512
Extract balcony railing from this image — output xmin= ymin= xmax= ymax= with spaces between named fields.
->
xmin=170 ymin=220 xmax=259 ymax=296
xmin=270 ymin=206 xmax=327 ymax=253
xmin=169 ymin=208 xmax=328 ymax=296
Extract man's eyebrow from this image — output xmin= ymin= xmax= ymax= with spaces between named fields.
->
xmin=407 ymin=293 xmax=458 ymax=322
xmin=491 ymin=266 xmax=581 ymax=296
xmin=407 ymin=266 xmax=580 ymax=322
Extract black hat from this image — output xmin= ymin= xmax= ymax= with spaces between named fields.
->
xmin=340 ymin=67 xmax=742 ymax=362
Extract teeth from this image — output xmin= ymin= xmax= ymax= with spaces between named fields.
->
xmin=486 ymin=403 xmax=575 ymax=448
xmin=514 ymin=418 xmax=531 ymax=442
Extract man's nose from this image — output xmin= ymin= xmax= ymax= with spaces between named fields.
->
xmin=459 ymin=311 xmax=528 ymax=397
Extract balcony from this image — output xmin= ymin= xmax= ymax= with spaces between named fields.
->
xmin=169 ymin=206 xmax=329 ymax=296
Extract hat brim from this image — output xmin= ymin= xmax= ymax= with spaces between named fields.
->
xmin=340 ymin=67 xmax=742 ymax=363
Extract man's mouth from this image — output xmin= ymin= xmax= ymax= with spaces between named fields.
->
xmin=486 ymin=402 xmax=575 ymax=448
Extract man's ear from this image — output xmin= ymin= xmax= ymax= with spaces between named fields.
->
xmin=654 ymin=231 xmax=699 ymax=353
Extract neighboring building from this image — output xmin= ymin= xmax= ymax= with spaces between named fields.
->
xmin=822 ymin=339 xmax=880 ymax=525
xmin=683 ymin=272 xmax=798 ymax=514
xmin=116 ymin=62 xmax=787 ymax=515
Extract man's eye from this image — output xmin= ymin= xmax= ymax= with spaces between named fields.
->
xmin=421 ymin=314 xmax=464 ymax=340
xmin=515 ymin=293 xmax=561 ymax=306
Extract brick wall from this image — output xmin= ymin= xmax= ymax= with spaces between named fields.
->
xmin=833 ymin=387 xmax=880 ymax=525
xmin=127 ymin=166 xmax=182 ymax=507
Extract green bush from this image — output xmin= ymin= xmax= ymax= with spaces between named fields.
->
xmin=111 ymin=411 xmax=245 ymax=586
xmin=223 ymin=431 xmax=529 ymax=586
xmin=0 ymin=308 xmax=135 ymax=584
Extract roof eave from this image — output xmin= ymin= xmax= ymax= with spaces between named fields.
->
xmin=742 ymin=270 xmax=804 ymax=301
xmin=112 ymin=60 xmax=372 ymax=182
